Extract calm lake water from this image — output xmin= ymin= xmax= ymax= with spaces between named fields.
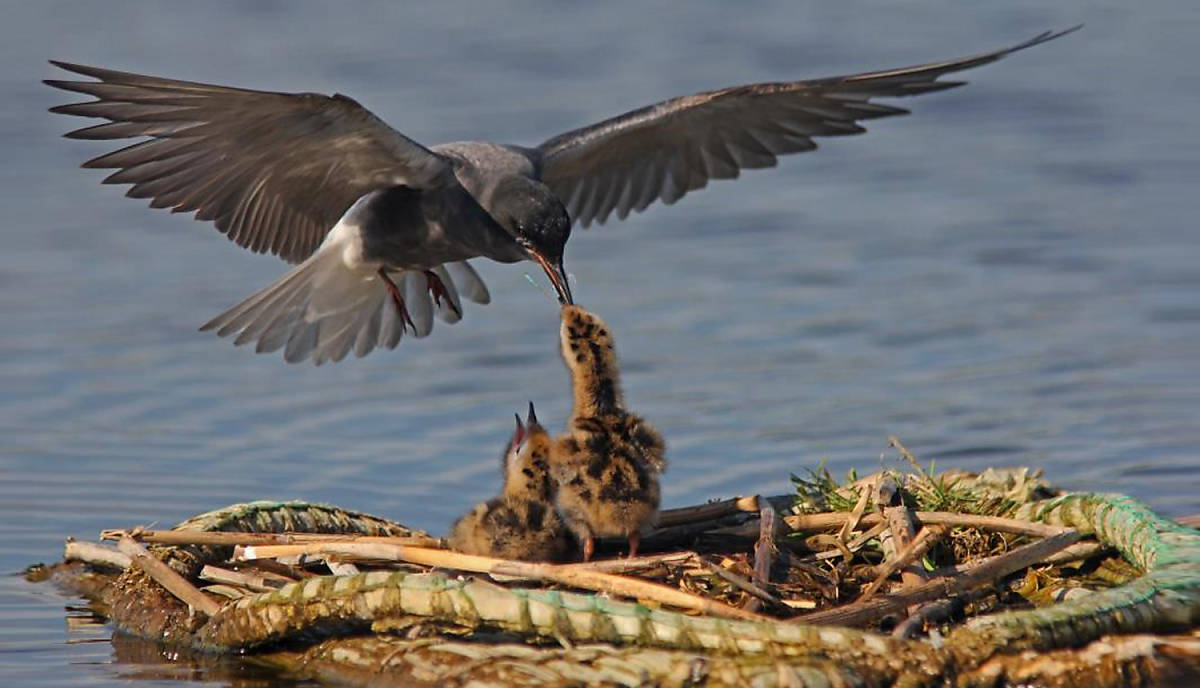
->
xmin=2 ymin=2 xmax=1199 ymax=685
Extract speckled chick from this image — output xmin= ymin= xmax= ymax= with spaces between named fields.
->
xmin=448 ymin=404 xmax=571 ymax=561
xmin=551 ymin=305 xmax=667 ymax=561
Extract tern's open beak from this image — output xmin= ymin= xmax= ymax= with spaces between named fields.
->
xmin=531 ymin=251 xmax=573 ymax=305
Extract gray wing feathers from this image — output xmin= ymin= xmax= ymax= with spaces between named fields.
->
xmin=446 ymin=261 xmax=491 ymax=304
xmin=200 ymin=250 xmax=491 ymax=365
xmin=46 ymin=61 xmax=454 ymax=263
xmin=537 ymin=28 xmax=1079 ymax=228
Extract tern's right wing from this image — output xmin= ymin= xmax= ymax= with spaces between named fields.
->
xmin=46 ymin=61 xmax=456 ymax=264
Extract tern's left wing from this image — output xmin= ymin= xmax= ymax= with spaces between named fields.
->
xmin=536 ymin=28 xmax=1079 ymax=228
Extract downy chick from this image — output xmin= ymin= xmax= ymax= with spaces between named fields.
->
xmin=448 ymin=404 xmax=570 ymax=561
xmin=551 ymin=305 xmax=667 ymax=561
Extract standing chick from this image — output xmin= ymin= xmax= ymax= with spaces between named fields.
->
xmin=448 ymin=404 xmax=570 ymax=561
xmin=551 ymin=305 xmax=667 ymax=561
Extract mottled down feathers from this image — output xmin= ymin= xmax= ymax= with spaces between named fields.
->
xmin=448 ymin=305 xmax=666 ymax=561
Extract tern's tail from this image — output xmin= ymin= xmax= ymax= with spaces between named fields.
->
xmin=200 ymin=251 xmax=490 ymax=365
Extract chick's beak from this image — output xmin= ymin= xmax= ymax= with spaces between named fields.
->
xmin=531 ymin=250 xmax=573 ymax=305
xmin=512 ymin=413 xmax=526 ymax=449
xmin=526 ymin=401 xmax=539 ymax=427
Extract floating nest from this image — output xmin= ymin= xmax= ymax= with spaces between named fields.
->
xmin=28 ymin=457 xmax=1200 ymax=687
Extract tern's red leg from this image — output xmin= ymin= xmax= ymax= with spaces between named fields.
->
xmin=423 ymin=270 xmax=462 ymax=318
xmin=581 ymin=534 xmax=595 ymax=562
xmin=377 ymin=268 xmax=416 ymax=333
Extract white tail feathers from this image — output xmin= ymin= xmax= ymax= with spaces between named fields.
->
xmin=201 ymin=251 xmax=490 ymax=365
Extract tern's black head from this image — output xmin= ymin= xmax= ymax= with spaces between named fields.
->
xmin=490 ymin=176 xmax=573 ymax=304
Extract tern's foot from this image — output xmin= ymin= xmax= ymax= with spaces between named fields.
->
xmin=378 ymin=268 xmax=417 ymax=334
xmin=424 ymin=270 xmax=461 ymax=318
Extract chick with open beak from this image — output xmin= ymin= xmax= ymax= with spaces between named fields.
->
xmin=448 ymin=403 xmax=571 ymax=561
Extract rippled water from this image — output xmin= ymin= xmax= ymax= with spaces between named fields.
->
xmin=3 ymin=2 xmax=1199 ymax=685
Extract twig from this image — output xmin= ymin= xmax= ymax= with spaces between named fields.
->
xmin=701 ymin=558 xmax=783 ymax=607
xmin=743 ymin=504 xmax=779 ymax=611
xmin=560 ymin=551 xmax=694 ymax=573
xmin=234 ymin=542 xmax=769 ymax=622
xmin=799 ymin=522 xmax=889 ymax=563
xmin=632 ymin=517 xmax=755 ymax=553
xmin=64 ymin=540 xmax=131 ymax=570
xmin=200 ymin=584 xmax=247 ymax=601
xmin=861 ymin=525 xmax=947 ymax=600
xmin=753 ymin=505 xmax=778 ymax=588
xmin=117 ymin=535 xmax=221 ymax=617
xmin=798 ymin=529 xmax=1081 ymax=627
xmin=891 ymin=587 xmax=993 ymax=639
xmin=839 ymin=480 xmax=874 ymax=543
xmin=247 ymin=557 xmax=314 ymax=580
xmin=875 ymin=477 xmax=929 ymax=608
xmin=784 ymin=511 xmax=1068 ymax=538
xmin=103 ymin=529 xmax=443 ymax=549
xmin=805 ymin=533 xmax=855 ymax=563
xmin=929 ymin=540 xmax=1107 ymax=578
xmin=655 ymin=496 xmax=761 ymax=528
xmin=1041 ymin=541 xmax=1109 ymax=566
xmin=198 ymin=565 xmax=286 ymax=592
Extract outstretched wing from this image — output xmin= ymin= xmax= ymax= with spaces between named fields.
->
xmin=46 ymin=61 xmax=455 ymax=263
xmin=537 ymin=28 xmax=1079 ymax=228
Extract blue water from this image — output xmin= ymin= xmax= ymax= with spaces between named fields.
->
xmin=2 ymin=2 xmax=1198 ymax=685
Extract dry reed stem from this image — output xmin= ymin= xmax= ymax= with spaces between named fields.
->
xmin=234 ymin=543 xmax=770 ymax=623
xmin=744 ymin=504 xmax=779 ymax=612
xmin=785 ymin=511 xmax=1068 ymax=538
xmin=875 ymin=477 xmax=929 ymax=619
xmin=861 ymin=525 xmax=948 ymax=600
xmin=559 ymin=551 xmax=695 ymax=573
xmin=798 ymin=529 xmax=1080 ymax=627
xmin=655 ymin=496 xmax=761 ymax=528
xmin=839 ymin=480 xmax=874 ymax=543
xmin=103 ymin=529 xmax=443 ymax=548
xmin=930 ymin=540 xmax=1107 ymax=578
xmin=800 ymin=522 xmax=889 ymax=563
xmin=199 ymin=565 xmax=285 ymax=593
xmin=753 ymin=505 xmax=778 ymax=588
xmin=117 ymin=535 xmax=221 ymax=617
xmin=700 ymin=558 xmax=783 ymax=606
xmin=892 ymin=587 xmax=993 ymax=639
xmin=64 ymin=540 xmax=131 ymax=570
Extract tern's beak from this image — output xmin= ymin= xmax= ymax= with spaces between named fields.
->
xmin=531 ymin=250 xmax=573 ymax=305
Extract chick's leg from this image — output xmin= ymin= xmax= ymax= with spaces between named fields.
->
xmin=582 ymin=534 xmax=595 ymax=562
xmin=627 ymin=532 xmax=640 ymax=559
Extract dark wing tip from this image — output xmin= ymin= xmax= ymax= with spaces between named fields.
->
xmin=999 ymin=25 xmax=1084 ymax=57
xmin=47 ymin=60 xmax=109 ymax=79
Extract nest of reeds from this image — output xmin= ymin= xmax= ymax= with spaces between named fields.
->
xmin=32 ymin=445 xmax=1200 ymax=687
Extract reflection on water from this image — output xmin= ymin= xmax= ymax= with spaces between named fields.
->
xmin=105 ymin=632 xmax=294 ymax=687
xmin=2 ymin=2 xmax=1199 ymax=686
